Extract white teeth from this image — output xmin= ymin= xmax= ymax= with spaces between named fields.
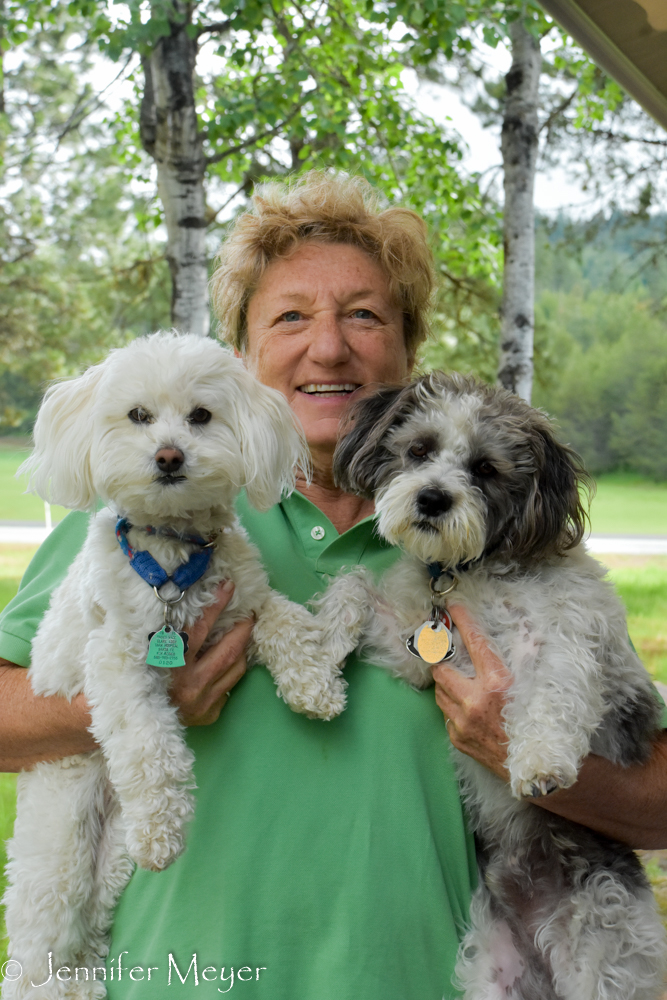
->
xmin=300 ymin=383 xmax=359 ymax=395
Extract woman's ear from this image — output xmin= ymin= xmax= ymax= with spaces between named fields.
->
xmin=333 ymin=383 xmax=413 ymax=498
xmin=233 ymin=371 xmax=311 ymax=511
xmin=19 ymin=361 xmax=108 ymax=511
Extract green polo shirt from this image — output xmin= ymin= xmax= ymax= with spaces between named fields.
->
xmin=0 ymin=491 xmax=477 ymax=999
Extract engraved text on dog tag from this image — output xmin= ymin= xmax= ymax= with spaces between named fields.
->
xmin=146 ymin=626 xmax=188 ymax=668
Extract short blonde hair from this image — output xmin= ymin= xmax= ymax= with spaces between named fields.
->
xmin=210 ymin=171 xmax=435 ymax=355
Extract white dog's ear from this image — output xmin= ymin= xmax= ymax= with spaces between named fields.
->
xmin=232 ymin=373 xmax=311 ymax=511
xmin=19 ymin=361 xmax=107 ymax=510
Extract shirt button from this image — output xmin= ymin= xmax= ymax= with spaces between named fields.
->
xmin=311 ymin=525 xmax=326 ymax=541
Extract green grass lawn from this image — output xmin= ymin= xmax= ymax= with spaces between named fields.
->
xmin=0 ymin=445 xmax=665 ymax=534
xmin=604 ymin=556 xmax=667 ymax=683
xmin=0 ymin=443 xmax=69 ymax=523
xmin=589 ymin=473 xmax=667 ymax=536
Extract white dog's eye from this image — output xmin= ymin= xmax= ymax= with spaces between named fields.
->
xmin=188 ymin=407 xmax=212 ymax=425
xmin=472 ymin=459 xmax=498 ymax=478
xmin=128 ymin=407 xmax=154 ymax=425
xmin=409 ymin=442 xmax=430 ymax=459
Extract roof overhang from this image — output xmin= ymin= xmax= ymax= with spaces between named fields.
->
xmin=539 ymin=0 xmax=667 ymax=130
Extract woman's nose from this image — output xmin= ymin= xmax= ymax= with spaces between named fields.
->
xmin=306 ymin=314 xmax=351 ymax=366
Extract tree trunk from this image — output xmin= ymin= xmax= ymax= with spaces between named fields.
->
xmin=140 ymin=4 xmax=209 ymax=337
xmin=497 ymin=19 xmax=541 ymax=402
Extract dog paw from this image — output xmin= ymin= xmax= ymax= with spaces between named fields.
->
xmin=280 ymin=675 xmax=347 ymax=721
xmin=513 ymin=772 xmax=576 ymax=799
xmin=126 ymin=823 xmax=186 ymax=872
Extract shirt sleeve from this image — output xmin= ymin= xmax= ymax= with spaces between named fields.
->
xmin=0 ymin=511 xmax=91 ymax=667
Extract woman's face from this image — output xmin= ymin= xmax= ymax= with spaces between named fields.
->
xmin=243 ymin=242 xmax=414 ymax=470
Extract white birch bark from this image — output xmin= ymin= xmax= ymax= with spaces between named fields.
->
xmin=140 ymin=4 xmax=209 ymax=337
xmin=497 ymin=19 xmax=541 ymax=402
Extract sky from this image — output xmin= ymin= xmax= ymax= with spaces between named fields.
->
xmin=401 ymin=33 xmax=598 ymax=217
xmin=410 ymin=77 xmax=593 ymax=214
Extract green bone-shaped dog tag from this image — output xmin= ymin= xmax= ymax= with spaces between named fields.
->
xmin=146 ymin=625 xmax=187 ymax=668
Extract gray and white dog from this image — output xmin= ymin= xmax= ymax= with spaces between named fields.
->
xmin=331 ymin=371 xmax=665 ymax=1000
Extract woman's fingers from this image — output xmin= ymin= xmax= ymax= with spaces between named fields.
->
xmin=185 ymin=580 xmax=235 ymax=660
xmin=168 ymin=579 xmax=255 ymax=726
xmin=186 ymin=616 xmax=254 ymax=688
xmin=448 ymin=603 xmax=513 ymax=688
xmin=208 ymin=655 xmax=247 ymax=703
xmin=431 ymin=602 xmax=512 ymax=780
xmin=182 ymin=651 xmax=248 ymax=727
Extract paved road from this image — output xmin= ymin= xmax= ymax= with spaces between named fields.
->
xmin=1 ymin=523 xmax=666 ymax=553
xmin=586 ymin=535 xmax=667 ymax=555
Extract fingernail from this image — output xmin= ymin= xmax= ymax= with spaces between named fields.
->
xmin=220 ymin=580 xmax=234 ymax=594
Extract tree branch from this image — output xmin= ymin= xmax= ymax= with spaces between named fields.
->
xmin=0 ymin=244 xmax=36 ymax=271
xmin=204 ymin=104 xmax=303 ymax=166
xmin=539 ymin=85 xmax=578 ymax=135
xmin=584 ymin=129 xmax=667 ymax=148
xmin=204 ymin=183 xmax=248 ymax=225
xmin=55 ymin=53 xmax=135 ymax=147
xmin=196 ymin=19 xmax=233 ymax=39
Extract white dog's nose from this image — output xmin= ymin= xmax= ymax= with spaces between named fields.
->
xmin=155 ymin=447 xmax=185 ymax=474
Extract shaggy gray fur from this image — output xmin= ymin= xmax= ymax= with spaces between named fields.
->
xmin=330 ymin=372 xmax=666 ymax=1000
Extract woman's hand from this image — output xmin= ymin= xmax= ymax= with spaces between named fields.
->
xmin=169 ymin=581 xmax=254 ymax=726
xmin=433 ymin=603 xmax=667 ymax=847
xmin=431 ymin=602 xmax=512 ymax=780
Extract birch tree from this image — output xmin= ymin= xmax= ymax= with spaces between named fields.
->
xmin=497 ymin=19 xmax=541 ymax=401
xmin=139 ymin=4 xmax=210 ymax=337
xmin=394 ymin=0 xmax=659 ymax=398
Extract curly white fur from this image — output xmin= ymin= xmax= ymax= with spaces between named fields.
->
xmin=1 ymin=333 xmax=366 ymax=999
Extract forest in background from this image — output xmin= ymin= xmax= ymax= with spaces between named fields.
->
xmin=3 ymin=207 xmax=666 ymax=479
xmin=424 ymin=210 xmax=667 ymax=480
xmin=2 ymin=6 xmax=666 ymax=480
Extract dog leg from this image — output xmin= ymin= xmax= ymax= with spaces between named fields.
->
xmin=502 ymin=628 xmax=605 ymax=800
xmin=540 ymin=871 xmax=665 ymax=1000
xmin=311 ymin=568 xmax=374 ymax=663
xmin=456 ymin=885 xmax=560 ymax=1000
xmin=2 ymin=753 xmax=109 ymax=1000
xmin=77 ymin=793 xmax=135 ymax=990
xmin=252 ymin=588 xmax=365 ymax=720
xmin=84 ymin=626 xmax=195 ymax=872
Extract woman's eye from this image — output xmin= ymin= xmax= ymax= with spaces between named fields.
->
xmin=128 ymin=407 xmax=153 ymax=425
xmin=409 ymin=442 xmax=430 ymax=459
xmin=351 ymin=309 xmax=375 ymax=320
xmin=281 ymin=311 xmax=302 ymax=322
xmin=188 ymin=408 xmax=212 ymax=425
xmin=472 ymin=459 xmax=497 ymax=478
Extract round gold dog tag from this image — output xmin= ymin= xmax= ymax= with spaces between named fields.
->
xmin=407 ymin=620 xmax=453 ymax=664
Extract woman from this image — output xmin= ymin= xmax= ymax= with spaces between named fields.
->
xmin=1 ymin=172 xmax=666 ymax=1000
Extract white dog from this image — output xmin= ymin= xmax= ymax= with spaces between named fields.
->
xmin=330 ymin=372 xmax=665 ymax=1000
xmin=2 ymin=332 xmax=364 ymax=999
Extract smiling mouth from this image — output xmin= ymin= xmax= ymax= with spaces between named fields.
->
xmin=298 ymin=383 xmax=361 ymax=398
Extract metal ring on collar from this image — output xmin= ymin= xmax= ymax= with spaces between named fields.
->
xmin=152 ymin=585 xmax=186 ymax=605
xmin=429 ymin=574 xmax=458 ymax=598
